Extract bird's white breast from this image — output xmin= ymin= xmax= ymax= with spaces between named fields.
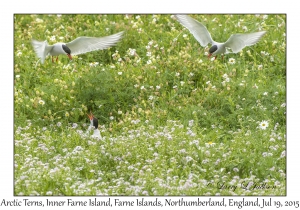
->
xmin=92 ymin=129 xmax=102 ymax=139
xmin=50 ymin=43 xmax=67 ymax=56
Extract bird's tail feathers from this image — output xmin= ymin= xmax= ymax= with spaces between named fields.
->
xmin=31 ymin=39 xmax=52 ymax=64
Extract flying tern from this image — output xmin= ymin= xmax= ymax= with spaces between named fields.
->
xmin=175 ymin=15 xmax=266 ymax=58
xmin=31 ymin=31 xmax=124 ymax=64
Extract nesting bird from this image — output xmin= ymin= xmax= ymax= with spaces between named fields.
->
xmin=87 ymin=112 xmax=101 ymax=139
xmin=31 ymin=31 xmax=124 ymax=64
xmin=175 ymin=15 xmax=266 ymax=58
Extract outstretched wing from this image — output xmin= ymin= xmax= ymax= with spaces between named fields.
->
xmin=175 ymin=15 xmax=214 ymax=47
xmin=66 ymin=31 xmax=124 ymax=56
xmin=31 ymin=39 xmax=53 ymax=64
xmin=224 ymin=31 xmax=266 ymax=53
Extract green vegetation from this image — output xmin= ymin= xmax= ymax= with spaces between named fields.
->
xmin=14 ymin=14 xmax=286 ymax=195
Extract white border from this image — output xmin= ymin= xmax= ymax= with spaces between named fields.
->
xmin=2 ymin=0 xmax=299 ymax=209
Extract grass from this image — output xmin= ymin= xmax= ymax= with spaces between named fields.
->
xmin=14 ymin=14 xmax=286 ymax=195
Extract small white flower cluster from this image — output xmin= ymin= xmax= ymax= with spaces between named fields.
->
xmin=89 ymin=62 xmax=99 ymax=67
xmin=127 ymin=48 xmax=137 ymax=57
xmin=221 ymin=73 xmax=230 ymax=86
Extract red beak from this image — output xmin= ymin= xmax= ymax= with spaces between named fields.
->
xmin=67 ymin=54 xmax=72 ymax=60
xmin=87 ymin=112 xmax=94 ymax=120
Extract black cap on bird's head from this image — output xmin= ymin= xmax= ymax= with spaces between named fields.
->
xmin=87 ymin=112 xmax=98 ymax=129
xmin=208 ymin=45 xmax=218 ymax=57
xmin=62 ymin=45 xmax=72 ymax=60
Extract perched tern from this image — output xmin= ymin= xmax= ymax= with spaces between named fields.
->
xmin=175 ymin=15 xmax=266 ymax=58
xmin=87 ymin=112 xmax=102 ymax=139
xmin=31 ymin=31 xmax=124 ymax=64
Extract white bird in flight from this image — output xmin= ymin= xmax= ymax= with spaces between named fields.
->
xmin=175 ymin=15 xmax=266 ymax=58
xmin=31 ymin=31 xmax=124 ymax=64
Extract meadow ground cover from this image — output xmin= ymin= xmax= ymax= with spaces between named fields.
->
xmin=14 ymin=14 xmax=286 ymax=195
